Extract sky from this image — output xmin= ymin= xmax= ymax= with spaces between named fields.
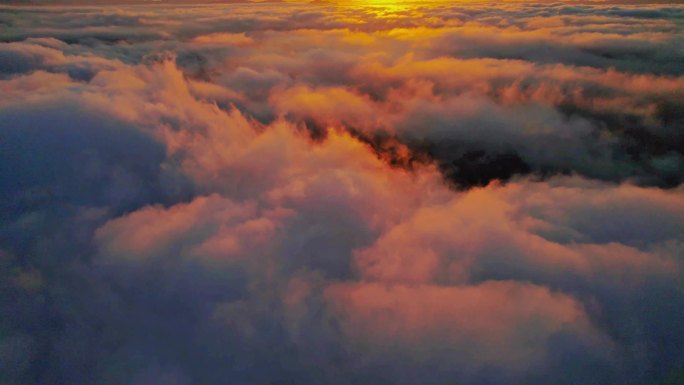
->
xmin=1 ymin=1 xmax=684 ymax=385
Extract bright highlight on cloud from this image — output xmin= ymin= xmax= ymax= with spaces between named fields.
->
xmin=1 ymin=2 xmax=683 ymax=385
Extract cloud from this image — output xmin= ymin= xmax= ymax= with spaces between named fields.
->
xmin=192 ymin=32 xmax=255 ymax=46
xmin=1 ymin=2 xmax=684 ymax=385
xmin=325 ymin=280 xmax=607 ymax=381
xmin=353 ymin=179 xmax=680 ymax=287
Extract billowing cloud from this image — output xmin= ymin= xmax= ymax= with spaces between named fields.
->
xmin=1 ymin=2 xmax=684 ymax=385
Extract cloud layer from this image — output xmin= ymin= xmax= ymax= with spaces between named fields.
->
xmin=1 ymin=2 xmax=684 ymax=385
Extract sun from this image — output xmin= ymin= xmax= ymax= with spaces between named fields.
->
xmin=339 ymin=0 xmax=418 ymax=12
